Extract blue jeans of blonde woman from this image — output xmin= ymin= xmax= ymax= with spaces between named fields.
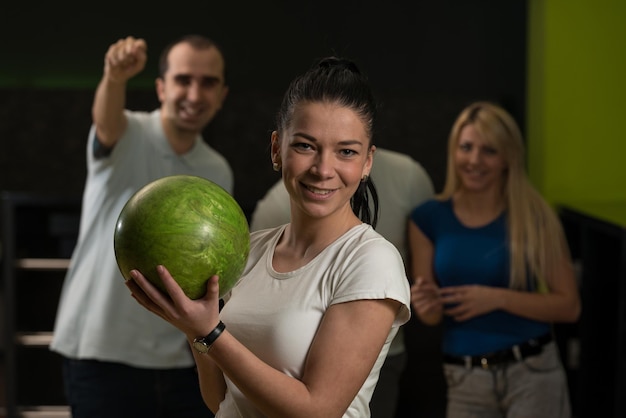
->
xmin=443 ymin=342 xmax=571 ymax=418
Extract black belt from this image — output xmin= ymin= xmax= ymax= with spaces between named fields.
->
xmin=443 ymin=333 xmax=553 ymax=369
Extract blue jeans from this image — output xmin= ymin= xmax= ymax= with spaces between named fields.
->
xmin=443 ymin=342 xmax=571 ymax=418
xmin=62 ymin=358 xmax=214 ymax=418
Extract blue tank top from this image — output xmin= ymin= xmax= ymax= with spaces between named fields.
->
xmin=410 ymin=199 xmax=550 ymax=356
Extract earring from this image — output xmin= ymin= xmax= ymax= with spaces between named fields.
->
xmin=273 ymin=162 xmax=281 ymax=172
xmin=361 ymin=174 xmax=369 ymax=183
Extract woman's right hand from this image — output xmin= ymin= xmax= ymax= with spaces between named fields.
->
xmin=126 ymin=265 xmax=222 ymax=339
xmin=410 ymin=277 xmax=443 ymax=325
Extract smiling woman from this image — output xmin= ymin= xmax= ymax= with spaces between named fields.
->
xmin=407 ymin=101 xmax=580 ymax=418
xmin=124 ymin=56 xmax=412 ymax=418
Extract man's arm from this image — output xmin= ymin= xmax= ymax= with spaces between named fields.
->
xmin=92 ymin=36 xmax=147 ymax=149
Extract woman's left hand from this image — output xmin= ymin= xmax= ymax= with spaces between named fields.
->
xmin=439 ymin=285 xmax=501 ymax=321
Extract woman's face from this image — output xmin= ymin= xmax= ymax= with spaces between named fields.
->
xmin=272 ymin=101 xmax=373 ymax=221
xmin=454 ymin=123 xmax=507 ymax=193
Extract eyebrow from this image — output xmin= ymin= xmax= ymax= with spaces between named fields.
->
xmin=293 ymin=132 xmax=364 ymax=147
xmin=173 ymin=74 xmax=223 ymax=83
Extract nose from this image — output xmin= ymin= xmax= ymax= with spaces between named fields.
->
xmin=310 ymin=152 xmax=334 ymax=178
xmin=186 ymin=81 xmax=202 ymax=102
xmin=468 ymin=149 xmax=482 ymax=164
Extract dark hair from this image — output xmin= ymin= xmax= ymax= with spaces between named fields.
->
xmin=275 ymin=57 xmax=379 ymax=227
xmin=158 ymin=34 xmax=227 ymax=83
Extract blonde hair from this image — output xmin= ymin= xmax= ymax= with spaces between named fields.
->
xmin=439 ymin=101 xmax=567 ymax=291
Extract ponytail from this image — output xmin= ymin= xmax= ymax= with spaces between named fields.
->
xmin=351 ymin=175 xmax=379 ymax=228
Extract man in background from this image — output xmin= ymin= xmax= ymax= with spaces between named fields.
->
xmin=51 ymin=35 xmax=232 ymax=418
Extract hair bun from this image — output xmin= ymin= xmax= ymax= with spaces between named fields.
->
xmin=317 ymin=56 xmax=361 ymax=74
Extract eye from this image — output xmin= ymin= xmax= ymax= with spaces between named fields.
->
xmin=482 ymin=146 xmax=498 ymax=155
xmin=339 ymin=149 xmax=358 ymax=157
xmin=174 ymin=75 xmax=192 ymax=86
xmin=459 ymin=142 xmax=472 ymax=152
xmin=291 ymin=142 xmax=313 ymax=152
xmin=201 ymin=77 xmax=221 ymax=89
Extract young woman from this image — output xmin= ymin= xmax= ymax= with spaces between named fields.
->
xmin=125 ymin=57 xmax=411 ymax=417
xmin=408 ymin=101 xmax=580 ymax=418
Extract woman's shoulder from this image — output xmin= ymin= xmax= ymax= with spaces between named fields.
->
xmin=250 ymin=224 xmax=285 ymax=246
xmin=409 ymin=198 xmax=454 ymax=233
xmin=339 ymin=224 xmax=402 ymax=258
xmin=240 ymin=225 xmax=286 ymax=274
xmin=413 ymin=197 xmax=449 ymax=215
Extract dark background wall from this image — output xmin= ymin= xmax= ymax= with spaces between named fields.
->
xmin=0 ymin=1 xmax=527 ymax=211
xmin=0 ymin=1 xmax=527 ymax=416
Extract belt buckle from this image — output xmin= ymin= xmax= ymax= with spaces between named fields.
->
xmin=480 ymin=357 xmax=489 ymax=369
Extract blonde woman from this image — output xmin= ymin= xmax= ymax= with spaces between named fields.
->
xmin=408 ymin=101 xmax=580 ymax=418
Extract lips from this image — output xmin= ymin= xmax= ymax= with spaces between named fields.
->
xmin=462 ymin=167 xmax=485 ymax=179
xmin=304 ymin=185 xmax=334 ymax=195
xmin=179 ymin=104 xmax=204 ymax=121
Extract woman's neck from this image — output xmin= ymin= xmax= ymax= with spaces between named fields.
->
xmin=274 ymin=207 xmax=361 ymax=270
xmin=452 ymin=189 xmax=506 ymax=227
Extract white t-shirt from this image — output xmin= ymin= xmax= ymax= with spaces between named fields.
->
xmin=217 ymin=223 xmax=411 ymax=418
xmin=249 ymin=148 xmax=434 ymax=355
xmin=50 ymin=109 xmax=234 ymax=368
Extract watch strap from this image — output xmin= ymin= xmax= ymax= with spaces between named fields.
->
xmin=195 ymin=320 xmax=226 ymax=352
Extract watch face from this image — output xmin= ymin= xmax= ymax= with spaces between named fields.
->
xmin=193 ymin=339 xmax=210 ymax=354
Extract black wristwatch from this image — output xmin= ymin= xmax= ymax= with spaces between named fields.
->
xmin=192 ymin=321 xmax=226 ymax=354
